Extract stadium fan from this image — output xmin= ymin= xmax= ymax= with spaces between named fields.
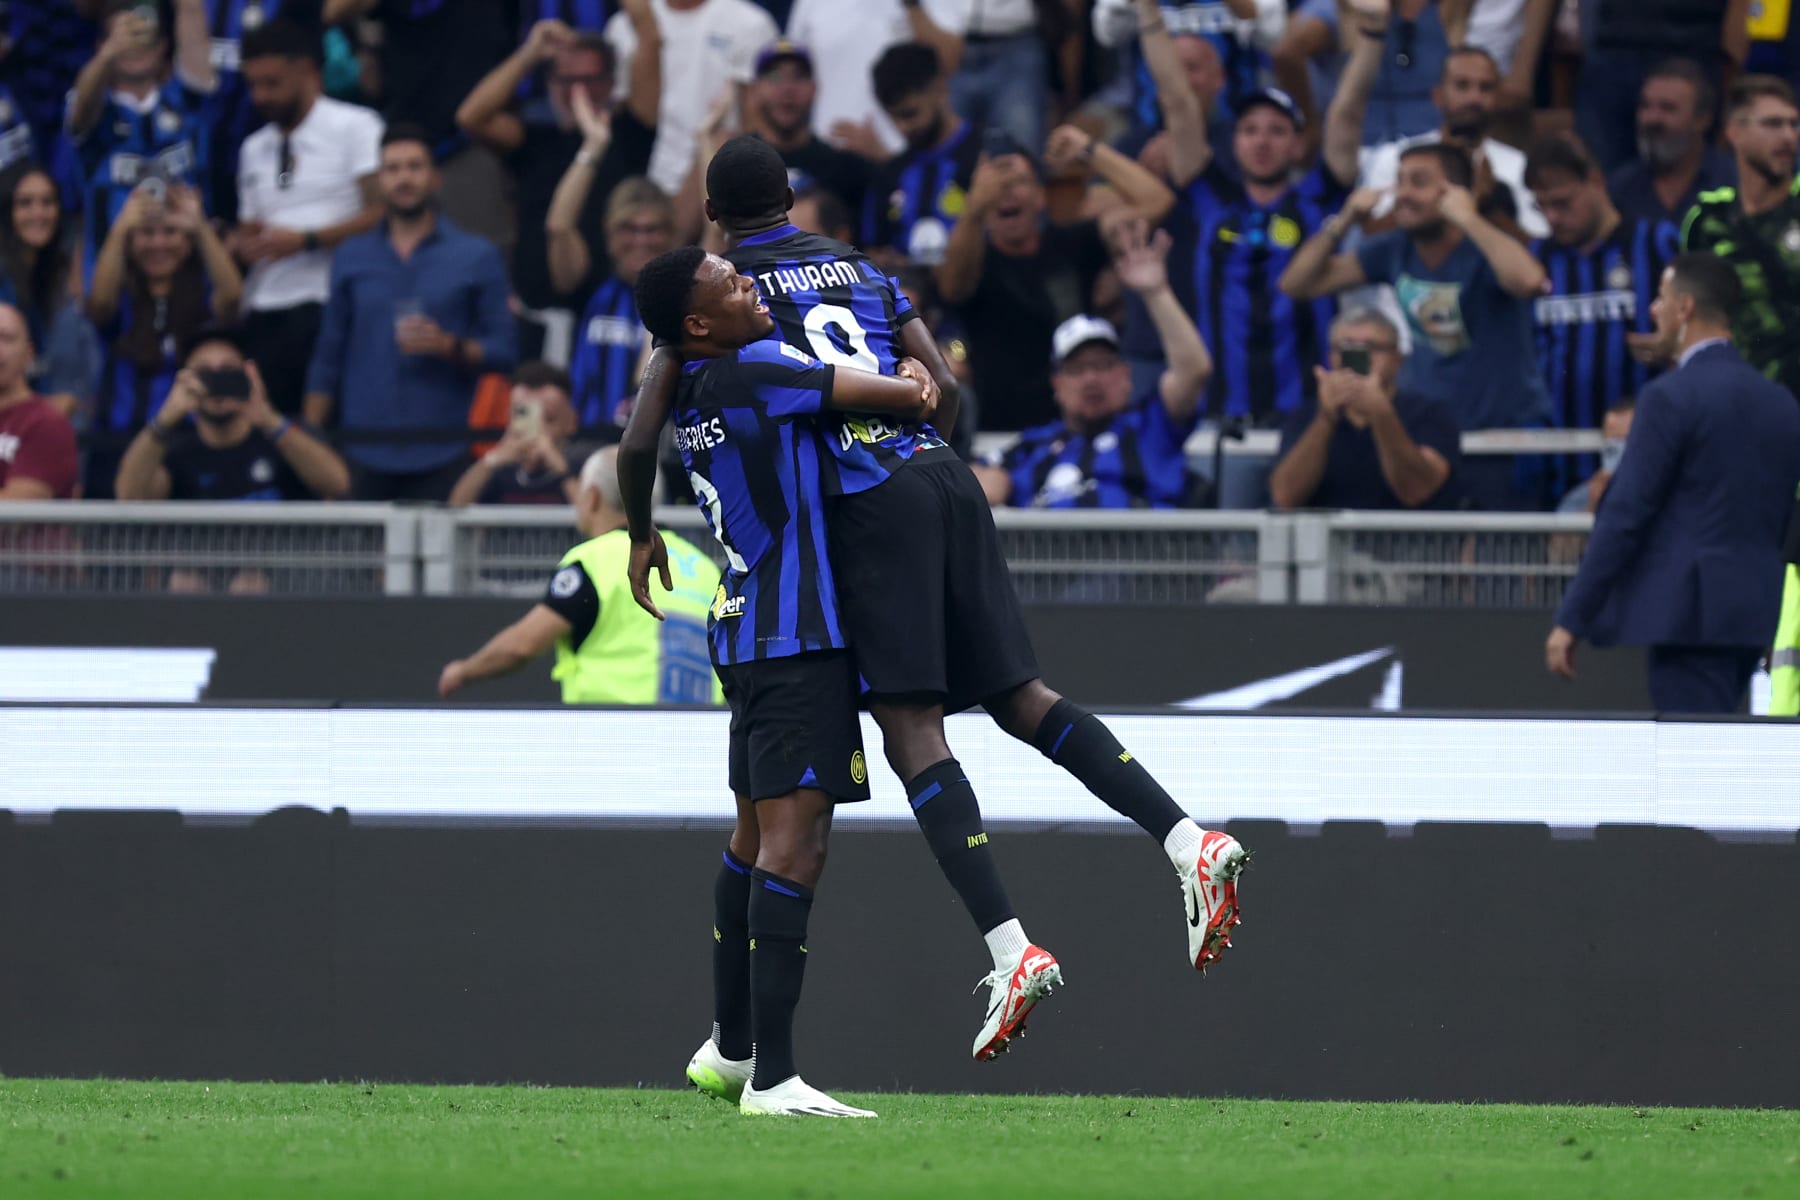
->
xmin=0 ymin=303 xmax=78 ymax=501
xmin=446 ymin=363 xmax=586 ymax=508
xmin=232 ymin=17 xmax=385 ymax=419
xmin=937 ymin=124 xmax=1173 ymax=432
xmin=973 ymin=220 xmax=1211 ymax=509
xmin=1279 ymin=141 xmax=1550 ymax=508
xmin=561 ymin=179 xmax=673 ymax=428
xmin=1524 ymin=135 xmax=1678 ymax=487
xmin=1268 ymin=306 xmax=1463 ymax=510
xmin=861 ymin=42 xmax=979 ymax=265
xmin=113 ymin=324 xmax=348 ymax=503
xmin=67 ymin=0 xmax=218 ymax=285
xmin=438 ymin=445 xmax=720 ymax=705
xmin=456 ymin=7 xmax=659 ymax=362
xmin=85 ymin=181 xmax=243 ymax=500
xmin=1548 ymin=254 xmax=1800 ymax=714
xmin=740 ymin=39 xmax=870 ymax=216
xmin=302 ymin=124 xmax=516 ymax=502
xmin=1576 ymin=0 xmax=1747 ymax=174
xmin=622 ymin=244 xmax=939 ymax=1118
xmin=1606 ymin=59 xmax=1737 ymax=229
xmin=1091 ymin=0 xmax=1286 ymax=145
xmin=0 ymin=165 xmax=92 ymax=421
xmin=783 ymin=0 xmax=964 ymax=160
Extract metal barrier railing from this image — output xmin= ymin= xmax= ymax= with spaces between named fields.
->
xmin=0 ymin=503 xmax=1597 ymax=608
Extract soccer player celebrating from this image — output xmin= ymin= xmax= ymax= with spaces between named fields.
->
xmin=622 ymin=245 xmax=937 ymax=1117
xmin=632 ymin=136 xmax=1250 ymax=1069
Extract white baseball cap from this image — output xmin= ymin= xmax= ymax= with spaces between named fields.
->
xmin=1051 ymin=314 xmax=1120 ymax=368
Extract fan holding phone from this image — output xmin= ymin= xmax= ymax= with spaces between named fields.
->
xmin=1267 ymin=307 xmax=1465 ymax=512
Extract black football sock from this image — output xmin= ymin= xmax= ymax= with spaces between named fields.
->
xmin=1032 ymin=698 xmax=1189 ymax=841
xmin=711 ymin=849 xmax=754 ymax=1061
xmin=748 ymin=869 xmax=813 ymax=1090
xmin=907 ymin=758 xmax=1017 ymax=935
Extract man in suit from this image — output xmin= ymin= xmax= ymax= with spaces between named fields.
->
xmin=1546 ymin=253 xmax=1800 ymax=714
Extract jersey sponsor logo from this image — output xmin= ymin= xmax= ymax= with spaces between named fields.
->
xmin=777 ymin=342 xmax=817 ymax=366
xmin=850 ymin=749 xmax=867 ymax=785
xmin=550 ymin=566 xmax=583 ymax=598
xmin=108 ymin=143 xmax=197 ymax=186
xmin=711 ymin=583 xmax=745 ymax=620
xmin=754 ymin=260 xmax=864 ymax=296
xmin=836 ymin=416 xmax=903 ymax=451
xmin=1166 ymin=2 xmax=1247 ymax=36
xmin=675 ymin=417 xmax=726 ymax=453
xmin=584 ymin=314 xmax=641 ymax=347
xmin=1534 ymin=290 xmax=1635 ymax=326
xmin=210 ymin=37 xmax=242 ymax=73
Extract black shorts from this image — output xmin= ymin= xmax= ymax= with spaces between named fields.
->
xmin=718 ymin=650 xmax=871 ymax=803
xmin=828 ymin=451 xmax=1040 ymax=713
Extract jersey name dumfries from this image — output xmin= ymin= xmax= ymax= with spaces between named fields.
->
xmin=676 ymin=417 xmax=726 ymax=453
xmin=838 ymin=417 xmax=903 ymax=451
xmin=755 ymin=259 xmax=864 ymax=296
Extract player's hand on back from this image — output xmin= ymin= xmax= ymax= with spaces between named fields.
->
xmin=628 ymin=528 xmax=672 ymax=621
xmin=896 ymin=357 xmax=938 ymax=422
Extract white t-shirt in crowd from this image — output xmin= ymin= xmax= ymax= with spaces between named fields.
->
xmin=1359 ymin=130 xmax=1549 ymax=239
xmin=941 ymin=0 xmax=1036 ymax=36
xmin=1465 ymin=0 xmax=1530 ymax=74
xmin=607 ymin=0 xmax=779 ymax=195
xmin=237 ymin=95 xmax=384 ymax=312
xmin=786 ymin=0 xmax=968 ymax=156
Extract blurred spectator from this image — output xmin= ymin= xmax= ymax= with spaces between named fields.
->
xmin=1281 ymin=144 xmax=1549 ymax=438
xmin=1577 ymin=4 xmax=1747 ymax=175
xmin=509 ymin=1 xmax=616 ymax=109
xmin=1345 ymin=0 xmax=1457 ymax=147
xmin=863 ymin=42 xmax=980 ymax=265
xmin=1682 ymin=76 xmax=1800 ymax=398
xmin=199 ymin=0 xmax=321 ymax=224
xmin=1607 ymin=59 xmax=1737 ymax=229
xmin=937 ymin=126 xmax=1174 ymax=431
xmin=605 ymin=0 xmax=778 ymax=196
xmin=892 ymin=260 xmax=975 ymax=454
xmin=0 ymin=1 xmax=95 ymax=168
xmin=85 ymin=182 xmax=243 ymax=498
xmin=973 ymin=221 xmax=1210 ymax=508
xmin=448 ymin=362 xmax=584 ymax=507
xmin=1092 ymin=0 xmax=1287 ymax=141
xmin=938 ymin=0 xmax=1048 ymax=160
xmin=1556 ymin=395 xmax=1633 ymax=514
xmin=114 ymin=325 xmax=349 ymax=501
xmin=457 ymin=8 xmax=659 ymax=364
xmin=1546 ymin=254 xmax=1800 ymax=714
xmin=1356 ymin=46 xmax=1549 ymax=238
xmin=742 ymin=39 xmax=869 ymax=214
xmin=68 ymin=0 xmax=218 ymax=279
xmin=1115 ymin=27 xmax=1236 ymax=180
xmin=0 ymin=165 xmax=96 ymax=420
xmin=785 ymin=0 xmax=965 ymax=158
xmin=565 ymin=179 xmax=672 ymax=428
xmin=1463 ymin=0 xmax=1556 ymax=118
xmin=790 ymin=183 xmax=856 ymax=243
xmin=0 ymin=303 xmax=78 ymax=501
xmin=1270 ymin=0 xmax=1347 ymax=156
xmin=233 ymin=18 xmax=384 ymax=418
xmin=1268 ymin=306 xmax=1462 ymax=509
xmin=303 ymin=124 xmax=517 ymax=501
xmin=1525 ymin=135 xmax=1677 ymax=475
xmin=1135 ymin=1 xmax=1360 ymax=453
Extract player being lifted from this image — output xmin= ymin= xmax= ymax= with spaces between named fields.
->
xmin=632 ymin=136 xmax=1249 ymax=1082
xmin=622 ymin=244 xmax=941 ymax=1116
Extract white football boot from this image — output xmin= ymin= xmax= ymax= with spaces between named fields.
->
xmin=971 ymin=944 xmax=1064 ymax=1062
xmin=685 ymin=1038 xmax=752 ymax=1103
xmin=739 ymin=1075 xmax=877 ymax=1118
xmin=1181 ymin=829 xmax=1248 ymax=972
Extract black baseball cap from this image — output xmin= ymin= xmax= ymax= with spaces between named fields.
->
xmin=755 ymin=38 xmax=813 ymax=79
xmin=1235 ymin=87 xmax=1305 ymax=131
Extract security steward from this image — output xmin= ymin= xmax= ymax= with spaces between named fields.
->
xmin=438 ymin=446 xmax=722 ymax=704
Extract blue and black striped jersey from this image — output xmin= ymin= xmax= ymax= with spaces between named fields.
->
xmin=71 ymin=79 xmax=216 ymax=283
xmin=1171 ymin=160 xmax=1347 ymax=423
xmin=675 ymin=337 xmax=844 ymax=666
xmin=728 ymin=223 xmax=945 ymax=495
xmin=860 ymin=122 xmax=980 ymax=265
xmin=1129 ymin=2 xmax=1269 ymax=133
xmin=1532 ymin=217 xmax=1678 ymax=475
xmin=201 ymin=0 xmax=287 ymax=221
xmin=987 ymin=393 xmax=1198 ymax=509
xmin=569 ymin=274 xmax=643 ymax=427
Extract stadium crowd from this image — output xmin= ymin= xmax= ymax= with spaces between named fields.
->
xmin=0 ymin=0 xmax=1790 ymax=513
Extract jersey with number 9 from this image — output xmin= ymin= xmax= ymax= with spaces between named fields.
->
xmin=729 ymin=224 xmax=946 ymax=495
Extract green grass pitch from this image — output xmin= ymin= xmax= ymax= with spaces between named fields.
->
xmin=3 ymin=1079 xmax=1795 ymax=1199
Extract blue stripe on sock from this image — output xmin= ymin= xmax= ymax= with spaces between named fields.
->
xmin=762 ymin=878 xmax=802 ymax=898
xmin=1049 ymin=723 xmax=1075 ymax=758
xmin=909 ymin=780 xmax=944 ymax=810
xmin=722 ymin=851 xmax=750 ymax=875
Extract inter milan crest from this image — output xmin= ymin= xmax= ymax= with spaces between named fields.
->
xmin=156 ymin=108 xmax=183 ymax=134
xmin=1606 ymin=264 xmax=1633 ymax=292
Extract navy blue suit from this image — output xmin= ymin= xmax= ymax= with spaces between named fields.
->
xmin=1554 ymin=341 xmax=1800 ymax=713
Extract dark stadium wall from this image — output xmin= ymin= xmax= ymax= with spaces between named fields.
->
xmin=5 ymin=596 xmax=1651 ymax=711
xmin=3 ymin=811 xmax=1795 ymax=1108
